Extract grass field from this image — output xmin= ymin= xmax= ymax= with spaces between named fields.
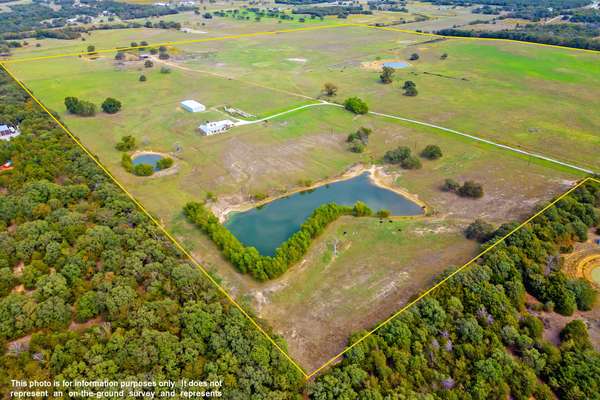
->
xmin=4 ymin=18 xmax=594 ymax=370
xmin=152 ymin=25 xmax=600 ymax=170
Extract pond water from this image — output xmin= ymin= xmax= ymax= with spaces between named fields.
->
xmin=224 ymin=172 xmax=424 ymax=256
xmin=132 ymin=153 xmax=164 ymax=171
xmin=383 ymin=61 xmax=410 ymax=69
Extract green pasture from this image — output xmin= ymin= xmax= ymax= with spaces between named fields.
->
xmin=162 ymin=26 xmax=600 ymax=170
xmin=5 ymin=22 xmax=590 ymax=369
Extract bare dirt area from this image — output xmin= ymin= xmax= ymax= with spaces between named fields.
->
xmin=526 ymin=292 xmax=600 ymax=353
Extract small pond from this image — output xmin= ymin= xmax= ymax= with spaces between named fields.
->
xmin=132 ymin=153 xmax=164 ymax=171
xmin=224 ymin=172 xmax=423 ymax=256
xmin=383 ymin=61 xmax=410 ymax=69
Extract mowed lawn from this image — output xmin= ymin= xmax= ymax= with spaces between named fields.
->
xmin=6 ymin=32 xmax=586 ymax=371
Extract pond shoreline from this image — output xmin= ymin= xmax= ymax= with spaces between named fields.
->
xmin=130 ymin=150 xmax=179 ymax=177
xmin=213 ymin=164 xmax=429 ymax=223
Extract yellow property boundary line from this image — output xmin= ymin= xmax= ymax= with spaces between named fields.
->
xmin=0 ymin=62 xmax=307 ymax=377
xmin=305 ymin=177 xmax=600 ymax=378
xmin=1 ymin=25 xmax=599 ymax=378
xmin=3 ymin=21 xmax=600 ymax=65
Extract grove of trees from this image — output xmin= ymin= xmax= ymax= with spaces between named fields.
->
xmin=64 ymin=96 xmax=96 ymax=117
xmin=310 ymin=181 xmax=600 ymax=399
xmin=383 ymin=146 xmax=422 ymax=169
xmin=0 ymin=70 xmax=304 ymax=397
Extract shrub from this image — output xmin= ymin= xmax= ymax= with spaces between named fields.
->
xmin=139 ymin=75 xmax=147 ymax=82
xmin=121 ymin=153 xmax=133 ymax=172
xmin=347 ymin=127 xmax=371 ymax=145
xmin=376 ymin=209 xmax=390 ymax=218
xmin=156 ymin=157 xmax=174 ymax=170
xmin=64 ymin=97 xmax=96 ymax=117
xmin=352 ymin=201 xmax=372 ymax=217
xmin=458 ymin=181 xmax=484 ymax=198
xmin=404 ymin=85 xmax=418 ymax=97
xmin=567 ymin=279 xmax=597 ymax=311
xmin=421 ymin=144 xmax=442 ymax=160
xmin=101 ymin=97 xmax=122 ymax=114
xmin=144 ymin=60 xmax=154 ymax=68
xmin=322 ymin=82 xmax=338 ymax=96
xmin=383 ymin=146 xmax=411 ymax=164
xmin=560 ymin=320 xmax=591 ymax=348
xmin=115 ymin=135 xmax=136 ymax=151
xmin=160 ymin=67 xmax=171 ymax=74
xmin=465 ymin=219 xmax=495 ymax=242
xmin=133 ymin=163 xmax=154 ymax=176
xmin=253 ymin=192 xmax=268 ymax=201
xmin=442 ymin=178 xmax=460 ymax=192
xmin=400 ymin=155 xmax=422 ymax=170
xmin=349 ymin=140 xmax=365 ymax=153
xmin=344 ymin=97 xmax=369 ymax=114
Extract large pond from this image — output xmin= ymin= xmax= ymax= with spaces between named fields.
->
xmin=224 ymin=172 xmax=424 ymax=256
xmin=132 ymin=153 xmax=164 ymax=171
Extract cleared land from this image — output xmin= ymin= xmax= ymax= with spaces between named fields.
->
xmin=4 ymin=21 xmax=593 ymax=370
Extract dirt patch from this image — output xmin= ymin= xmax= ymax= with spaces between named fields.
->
xmin=361 ymin=59 xmax=411 ymax=71
xmin=69 ymin=316 xmax=104 ymax=332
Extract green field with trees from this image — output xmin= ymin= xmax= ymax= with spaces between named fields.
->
xmin=0 ymin=69 xmax=304 ymax=398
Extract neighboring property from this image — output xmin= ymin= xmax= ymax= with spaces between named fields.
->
xmin=180 ymin=100 xmax=206 ymax=113
xmin=0 ymin=124 xmax=20 ymax=141
xmin=199 ymin=120 xmax=235 ymax=136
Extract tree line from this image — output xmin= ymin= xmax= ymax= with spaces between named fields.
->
xmin=309 ymin=181 xmax=599 ymax=399
xmin=0 ymin=0 xmax=185 ymax=36
xmin=0 ymin=69 xmax=304 ymax=397
xmin=437 ymin=25 xmax=600 ymax=52
xmin=184 ymin=201 xmax=373 ymax=281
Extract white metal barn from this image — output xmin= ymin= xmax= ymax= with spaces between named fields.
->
xmin=199 ymin=120 xmax=235 ymax=136
xmin=180 ymin=100 xmax=206 ymax=113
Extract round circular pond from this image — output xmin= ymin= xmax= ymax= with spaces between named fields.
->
xmin=132 ymin=153 xmax=164 ymax=171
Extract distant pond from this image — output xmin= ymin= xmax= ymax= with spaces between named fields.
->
xmin=132 ymin=153 xmax=164 ymax=171
xmin=224 ymin=172 xmax=424 ymax=256
xmin=383 ymin=61 xmax=410 ymax=69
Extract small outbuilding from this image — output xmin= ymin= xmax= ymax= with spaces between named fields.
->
xmin=180 ymin=100 xmax=206 ymax=113
xmin=199 ymin=120 xmax=235 ymax=136
xmin=0 ymin=124 xmax=20 ymax=141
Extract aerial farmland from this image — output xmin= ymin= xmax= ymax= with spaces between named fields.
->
xmin=1 ymin=0 xmax=599 ymax=396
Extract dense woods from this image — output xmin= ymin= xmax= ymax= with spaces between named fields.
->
xmin=0 ymin=0 xmax=185 ymax=36
xmin=438 ymin=24 xmax=600 ymax=51
xmin=310 ymin=181 xmax=600 ymax=399
xmin=0 ymin=70 xmax=304 ymax=397
xmin=184 ymin=201 xmax=371 ymax=281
